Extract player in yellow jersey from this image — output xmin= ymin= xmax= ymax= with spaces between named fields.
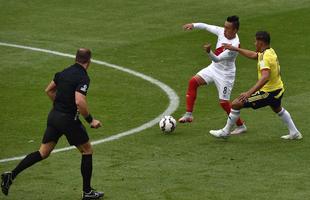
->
xmin=209 ymin=31 xmax=302 ymax=140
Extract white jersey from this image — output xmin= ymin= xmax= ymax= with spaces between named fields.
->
xmin=193 ymin=23 xmax=239 ymax=77
xmin=193 ymin=23 xmax=240 ymax=100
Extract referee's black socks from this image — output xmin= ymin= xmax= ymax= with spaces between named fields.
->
xmin=81 ymin=154 xmax=93 ymax=193
xmin=12 ymin=151 xmax=43 ymax=180
xmin=11 ymin=151 xmax=93 ymax=192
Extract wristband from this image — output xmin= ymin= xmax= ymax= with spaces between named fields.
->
xmin=84 ymin=114 xmax=93 ymax=124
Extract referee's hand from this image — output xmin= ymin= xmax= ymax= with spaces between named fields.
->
xmin=90 ymin=119 xmax=102 ymax=129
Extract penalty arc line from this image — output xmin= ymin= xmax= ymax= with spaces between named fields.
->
xmin=0 ymin=42 xmax=180 ymax=163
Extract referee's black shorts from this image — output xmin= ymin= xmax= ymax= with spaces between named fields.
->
xmin=243 ymin=88 xmax=284 ymax=109
xmin=42 ymin=109 xmax=89 ymax=146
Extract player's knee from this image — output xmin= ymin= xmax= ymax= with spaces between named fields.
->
xmin=189 ymin=76 xmax=199 ymax=86
xmin=271 ymin=106 xmax=282 ymax=113
xmin=219 ymin=100 xmax=231 ymax=113
xmin=39 ymin=143 xmax=54 ymax=159
xmin=39 ymin=149 xmax=51 ymax=159
xmin=78 ymin=142 xmax=93 ymax=155
xmin=219 ymin=100 xmax=230 ymax=107
xmin=83 ymin=147 xmax=93 ymax=155
xmin=190 ymin=76 xmax=205 ymax=87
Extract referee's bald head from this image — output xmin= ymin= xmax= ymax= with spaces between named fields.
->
xmin=75 ymin=48 xmax=91 ymax=64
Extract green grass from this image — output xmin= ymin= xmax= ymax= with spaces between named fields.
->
xmin=0 ymin=0 xmax=310 ymax=199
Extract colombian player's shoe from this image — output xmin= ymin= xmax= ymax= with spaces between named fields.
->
xmin=281 ymin=132 xmax=303 ymax=140
xmin=82 ymin=188 xmax=104 ymax=200
xmin=231 ymin=124 xmax=247 ymax=135
xmin=1 ymin=172 xmax=13 ymax=196
xmin=178 ymin=113 xmax=193 ymax=123
xmin=209 ymin=129 xmax=230 ymax=138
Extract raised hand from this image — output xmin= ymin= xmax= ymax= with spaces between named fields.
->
xmin=203 ymin=43 xmax=212 ymax=53
xmin=183 ymin=23 xmax=194 ymax=30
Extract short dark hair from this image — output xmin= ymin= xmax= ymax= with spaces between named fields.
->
xmin=76 ymin=48 xmax=91 ymax=64
xmin=255 ymin=31 xmax=271 ymax=44
xmin=227 ymin=15 xmax=239 ymax=30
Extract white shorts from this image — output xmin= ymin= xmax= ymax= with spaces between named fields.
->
xmin=197 ymin=65 xmax=235 ymax=100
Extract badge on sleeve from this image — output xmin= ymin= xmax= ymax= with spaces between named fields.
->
xmin=80 ymin=84 xmax=88 ymax=92
xmin=259 ymin=60 xmax=265 ymax=69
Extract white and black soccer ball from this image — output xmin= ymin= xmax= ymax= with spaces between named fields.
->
xmin=159 ymin=116 xmax=176 ymax=133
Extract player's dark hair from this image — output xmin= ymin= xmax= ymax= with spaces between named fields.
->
xmin=76 ymin=48 xmax=92 ymax=64
xmin=256 ymin=31 xmax=271 ymax=44
xmin=227 ymin=15 xmax=239 ymax=30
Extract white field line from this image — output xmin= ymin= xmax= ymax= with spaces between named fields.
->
xmin=0 ymin=42 xmax=179 ymax=163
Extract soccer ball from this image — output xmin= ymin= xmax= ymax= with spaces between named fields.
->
xmin=159 ymin=116 xmax=176 ymax=133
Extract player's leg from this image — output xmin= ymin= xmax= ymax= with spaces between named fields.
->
xmin=212 ymin=74 xmax=246 ymax=134
xmin=76 ymin=142 xmax=104 ymax=200
xmin=270 ymin=104 xmax=302 ymax=140
xmin=215 ymin=79 xmax=246 ymax=134
xmin=224 ymin=90 xmax=272 ymax=135
xmin=12 ymin=142 xmax=56 ymax=178
xmin=209 ymin=97 xmax=244 ymax=138
xmin=1 ymin=124 xmax=59 ymax=196
xmin=66 ymin=120 xmax=104 ymax=200
xmin=209 ymin=90 xmax=272 ymax=138
xmin=178 ymin=74 xmax=207 ymax=123
xmin=219 ymin=99 xmax=247 ymax=135
xmin=77 ymin=141 xmax=94 ymax=194
xmin=1 ymin=145 xmax=51 ymax=196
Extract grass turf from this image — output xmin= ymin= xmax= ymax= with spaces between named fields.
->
xmin=0 ymin=0 xmax=310 ymax=199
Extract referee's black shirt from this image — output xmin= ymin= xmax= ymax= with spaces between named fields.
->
xmin=53 ymin=63 xmax=90 ymax=115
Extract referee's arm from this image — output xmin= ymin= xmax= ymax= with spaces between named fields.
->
xmin=75 ymin=92 xmax=91 ymax=117
xmin=76 ymin=92 xmax=102 ymax=129
xmin=45 ymin=81 xmax=57 ymax=102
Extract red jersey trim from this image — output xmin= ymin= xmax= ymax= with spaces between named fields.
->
xmin=214 ymin=46 xmax=225 ymax=56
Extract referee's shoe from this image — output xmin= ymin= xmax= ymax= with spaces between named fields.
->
xmin=1 ymin=172 xmax=13 ymax=196
xmin=82 ymin=188 xmax=104 ymax=200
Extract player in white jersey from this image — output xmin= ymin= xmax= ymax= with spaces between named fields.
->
xmin=179 ymin=16 xmax=246 ymax=134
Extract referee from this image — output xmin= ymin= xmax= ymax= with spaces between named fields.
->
xmin=1 ymin=48 xmax=104 ymax=199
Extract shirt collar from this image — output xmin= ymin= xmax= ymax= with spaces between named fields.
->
xmin=75 ymin=63 xmax=87 ymax=73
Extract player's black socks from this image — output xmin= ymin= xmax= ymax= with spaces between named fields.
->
xmin=81 ymin=154 xmax=93 ymax=193
xmin=12 ymin=151 xmax=43 ymax=180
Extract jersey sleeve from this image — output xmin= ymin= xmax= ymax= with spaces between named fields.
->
xmin=193 ymin=23 xmax=222 ymax=36
xmin=208 ymin=41 xmax=239 ymax=62
xmin=53 ymin=72 xmax=61 ymax=85
xmin=76 ymin=77 xmax=90 ymax=96
xmin=208 ymin=50 xmax=238 ymax=62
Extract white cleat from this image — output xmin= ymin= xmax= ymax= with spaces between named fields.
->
xmin=209 ymin=129 xmax=230 ymax=138
xmin=281 ymin=132 xmax=303 ymax=140
xmin=231 ymin=124 xmax=247 ymax=135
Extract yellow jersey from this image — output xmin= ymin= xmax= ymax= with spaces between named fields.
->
xmin=257 ymin=48 xmax=284 ymax=92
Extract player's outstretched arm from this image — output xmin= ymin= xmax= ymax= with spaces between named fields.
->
xmin=75 ymin=92 xmax=102 ymax=129
xmin=45 ymin=80 xmax=57 ymax=102
xmin=183 ymin=23 xmax=221 ymax=35
xmin=223 ymin=43 xmax=258 ymax=60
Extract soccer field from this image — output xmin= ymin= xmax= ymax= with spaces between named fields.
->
xmin=1 ymin=0 xmax=310 ymax=199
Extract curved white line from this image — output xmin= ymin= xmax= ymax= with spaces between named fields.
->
xmin=0 ymin=42 xmax=179 ymax=163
